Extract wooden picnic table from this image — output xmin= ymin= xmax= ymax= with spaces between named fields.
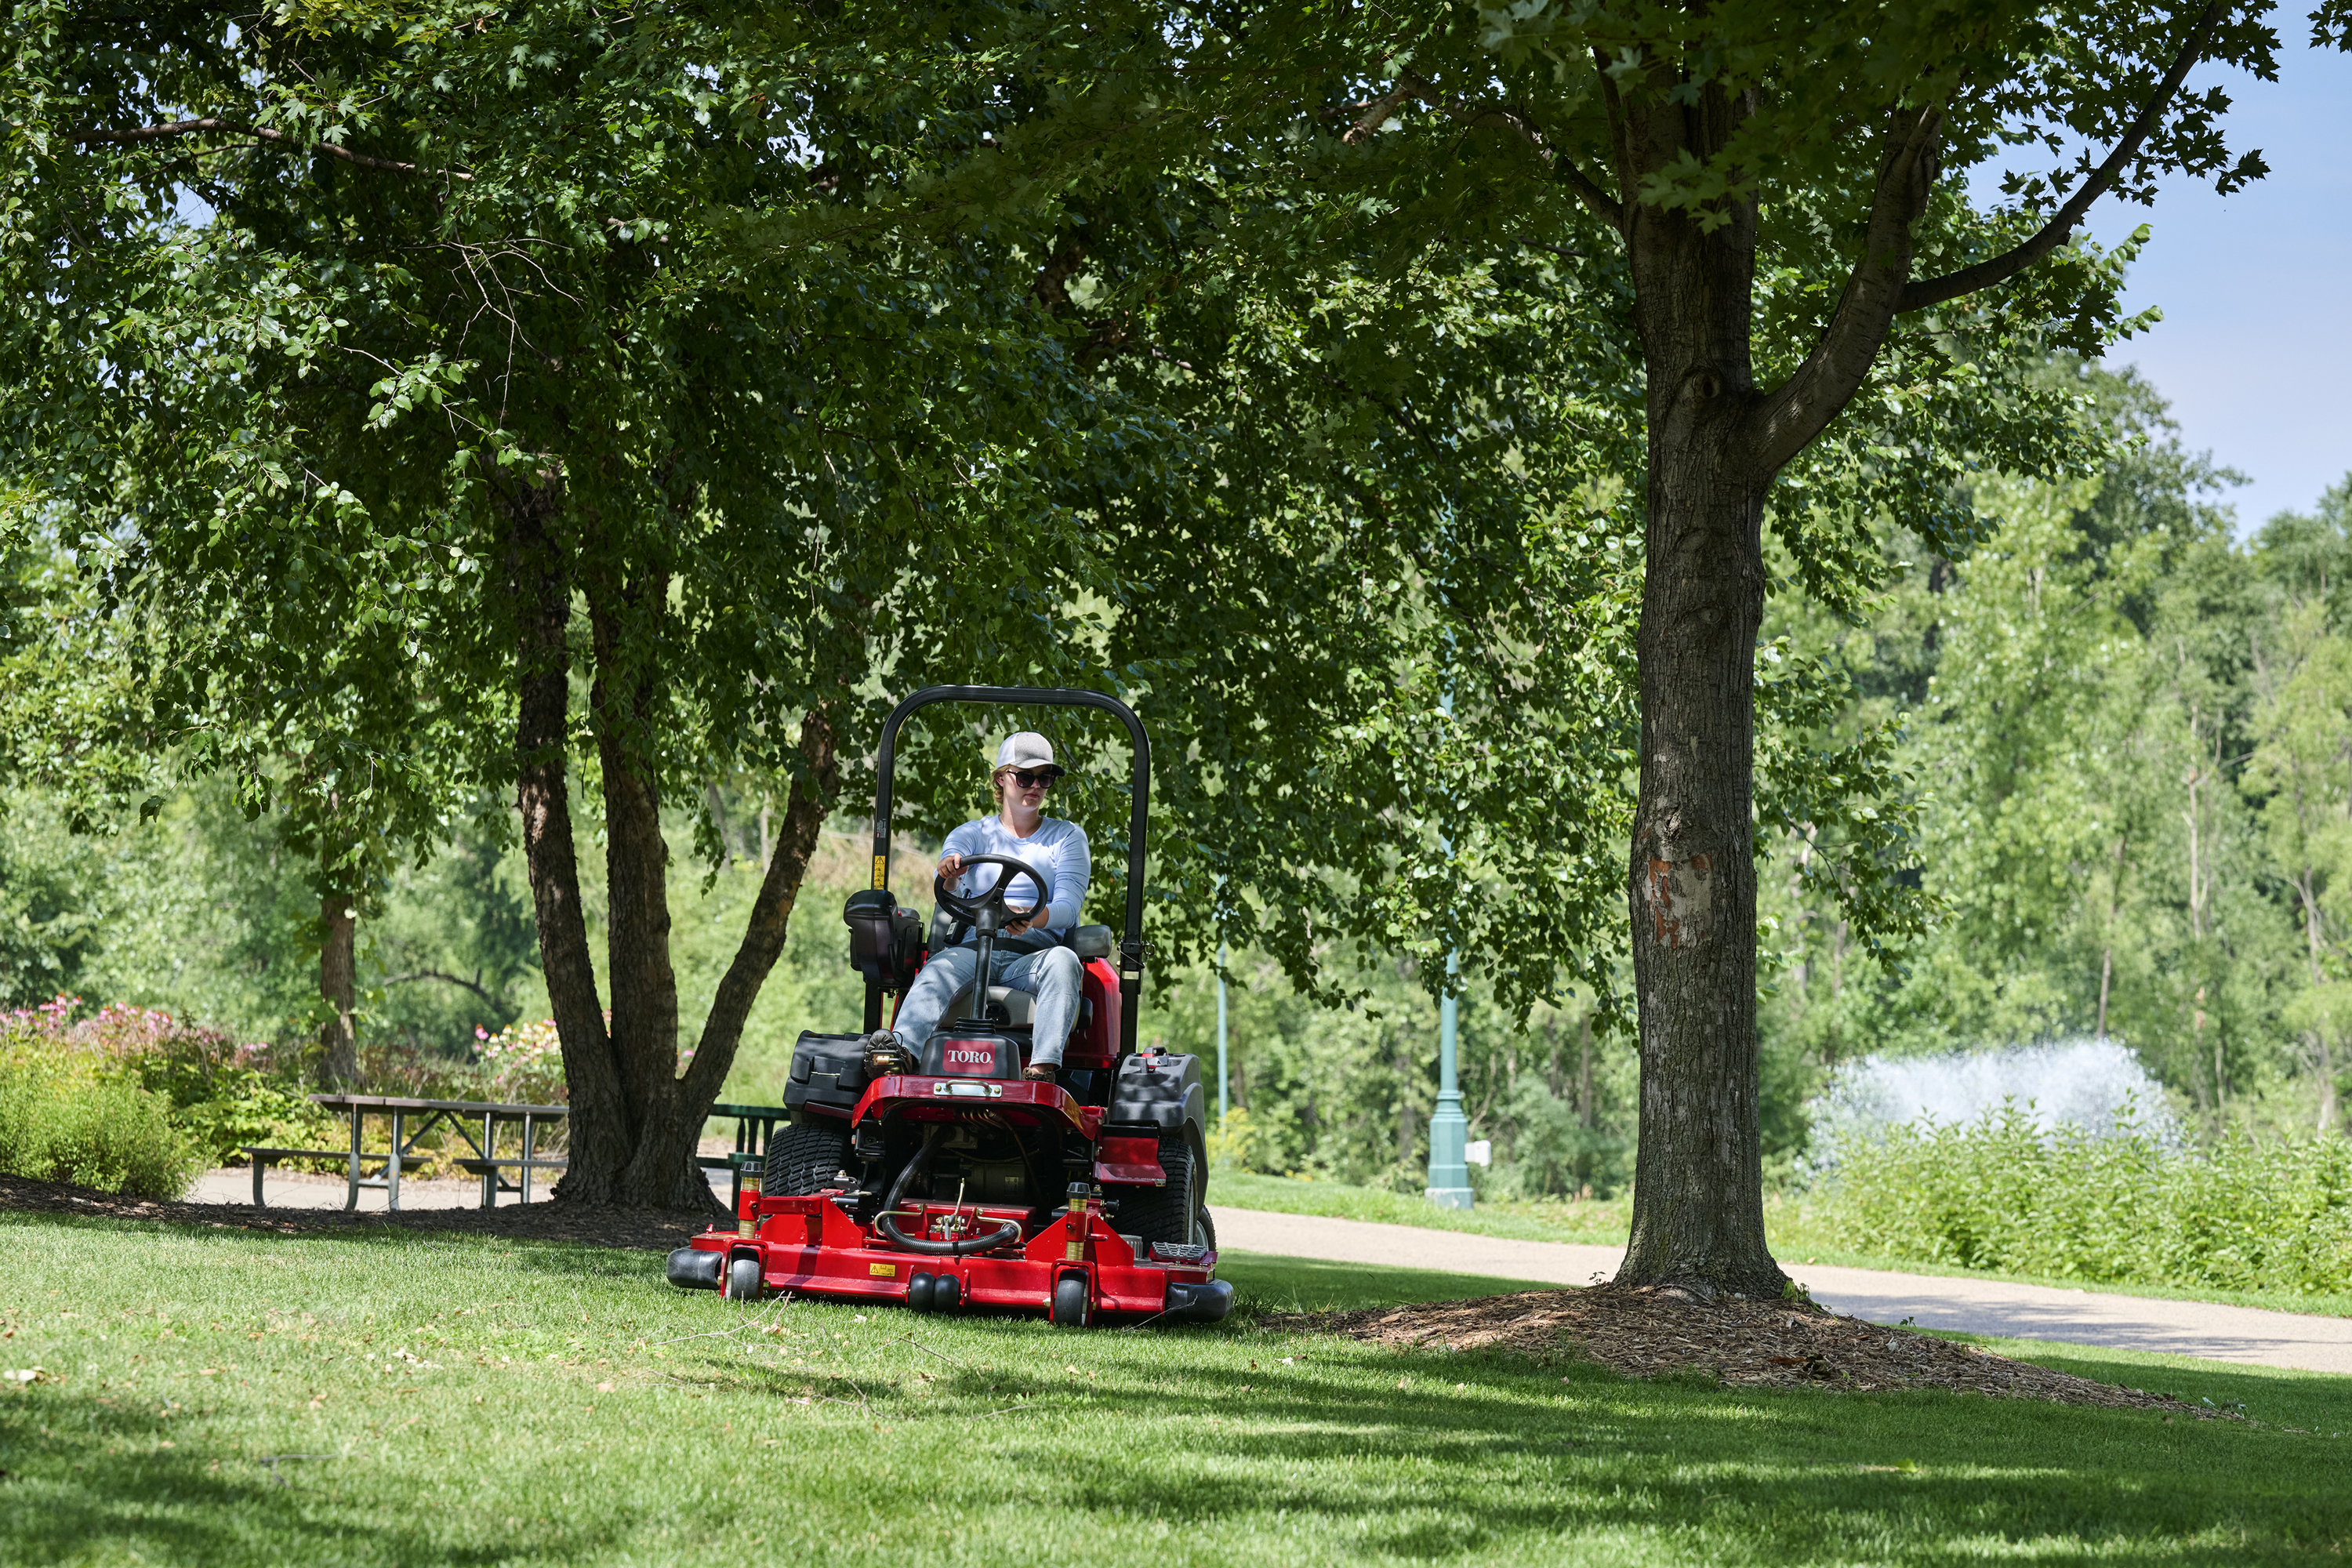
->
xmin=287 ymin=1094 xmax=570 ymax=1212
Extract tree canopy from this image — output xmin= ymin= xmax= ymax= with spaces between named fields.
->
xmin=3 ymin=0 xmax=2332 ymax=1251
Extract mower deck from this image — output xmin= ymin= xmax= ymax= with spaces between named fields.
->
xmin=672 ymin=1183 xmax=1228 ymax=1323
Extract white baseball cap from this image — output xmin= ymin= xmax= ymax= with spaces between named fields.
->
xmin=994 ymin=732 xmax=1063 ymax=775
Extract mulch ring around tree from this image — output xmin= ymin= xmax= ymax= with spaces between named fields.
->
xmin=1264 ymin=1283 xmax=2234 ymax=1419
xmin=0 ymin=1173 xmax=699 ymax=1254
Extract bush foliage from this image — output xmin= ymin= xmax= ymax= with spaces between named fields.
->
xmin=0 ymin=1000 xmax=201 ymax=1196
xmin=0 ymin=996 xmax=577 ymax=1192
xmin=1822 ymin=1104 xmax=2352 ymax=1296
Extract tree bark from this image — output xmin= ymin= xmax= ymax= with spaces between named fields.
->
xmin=583 ymin=560 xmax=686 ymax=1205
xmin=318 ymin=885 xmax=358 ymax=1087
xmin=503 ymin=476 xmax=842 ymax=1210
xmin=504 ymin=482 xmax=633 ymax=1200
xmin=1608 ymin=77 xmax=1785 ymax=1298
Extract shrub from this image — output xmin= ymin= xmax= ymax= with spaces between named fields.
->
xmin=0 ymin=1009 xmax=200 ymax=1197
xmin=1820 ymin=1105 xmax=2352 ymax=1296
xmin=471 ymin=1018 xmax=567 ymax=1108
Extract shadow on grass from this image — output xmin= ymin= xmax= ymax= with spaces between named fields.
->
xmin=10 ymin=1207 xmax=2350 ymax=1563
xmin=1054 ymin=1347 xmax=2352 ymax=1563
xmin=2 ymin=1207 xmax=649 ymax=1278
xmin=1926 ymin=1333 xmax=2352 ymax=1432
xmin=0 ymin=1385 xmax=583 ymax=1567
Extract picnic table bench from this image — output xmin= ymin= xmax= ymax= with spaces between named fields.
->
xmin=240 ymin=1095 xmax=570 ymax=1212
xmin=699 ymin=1102 xmax=790 ymax=1209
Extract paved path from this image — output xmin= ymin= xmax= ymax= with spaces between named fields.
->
xmin=185 ymin=1166 xmax=739 ymax=1213
xmin=1210 ymin=1207 xmax=2352 ymax=1377
xmin=185 ymin=1167 xmax=541 ymax=1211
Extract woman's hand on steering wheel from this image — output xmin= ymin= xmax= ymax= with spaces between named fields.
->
xmin=933 ymin=852 xmax=1048 ymax=931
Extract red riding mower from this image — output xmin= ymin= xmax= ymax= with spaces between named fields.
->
xmin=666 ymin=685 xmax=1229 ymax=1326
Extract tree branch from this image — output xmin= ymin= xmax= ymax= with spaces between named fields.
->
xmin=71 ymin=118 xmax=474 ymax=180
xmin=1344 ymin=74 xmax=1419 ymax=143
xmin=1346 ymin=67 xmax=1624 ymax=230
xmin=381 ymin=968 xmax=502 ymax=1008
xmin=1747 ymin=102 xmax=1946 ymax=475
xmin=678 ymin=706 xmax=840 ymax=1113
xmin=1900 ymin=0 xmax=2227 ymax=312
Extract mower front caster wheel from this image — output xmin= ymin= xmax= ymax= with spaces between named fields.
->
xmin=726 ymin=1257 xmax=763 ymax=1301
xmin=1051 ymin=1276 xmax=1090 ymax=1327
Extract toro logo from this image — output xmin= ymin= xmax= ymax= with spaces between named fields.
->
xmin=941 ymin=1043 xmax=997 ymax=1076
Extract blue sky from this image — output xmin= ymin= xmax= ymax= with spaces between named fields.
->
xmin=2082 ymin=31 xmax=2352 ymax=531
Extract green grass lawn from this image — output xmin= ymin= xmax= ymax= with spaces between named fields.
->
xmin=1213 ymin=1171 xmax=2352 ymax=1319
xmin=3 ymin=1210 xmax=2347 ymax=1566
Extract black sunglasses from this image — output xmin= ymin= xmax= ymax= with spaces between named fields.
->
xmin=1007 ymin=768 xmax=1060 ymax=788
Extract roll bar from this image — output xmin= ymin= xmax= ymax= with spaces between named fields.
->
xmin=870 ymin=686 xmax=1151 ymax=1054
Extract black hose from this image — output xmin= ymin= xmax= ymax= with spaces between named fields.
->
xmin=877 ymin=1213 xmax=1024 ymax=1256
xmin=881 ymin=1123 xmax=941 ymax=1216
xmin=876 ymin=1123 xmax=1022 ymax=1255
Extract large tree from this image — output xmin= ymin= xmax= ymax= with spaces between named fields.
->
xmin=1254 ymin=0 xmax=2292 ymax=1293
xmin=909 ymin=0 xmax=2262 ymax=1291
xmin=0 ymin=2 xmax=1165 ymax=1207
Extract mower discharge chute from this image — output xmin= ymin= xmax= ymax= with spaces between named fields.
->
xmin=666 ymin=684 xmax=1229 ymax=1326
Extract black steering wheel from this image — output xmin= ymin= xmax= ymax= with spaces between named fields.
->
xmin=934 ymin=853 xmax=1046 ymax=931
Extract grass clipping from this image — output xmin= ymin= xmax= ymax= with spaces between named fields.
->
xmin=1267 ymin=1284 xmax=2231 ymax=1419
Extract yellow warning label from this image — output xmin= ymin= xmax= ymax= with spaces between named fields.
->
xmin=872 ymin=855 xmax=888 ymax=891
xmin=869 ymin=1262 xmax=897 ymax=1277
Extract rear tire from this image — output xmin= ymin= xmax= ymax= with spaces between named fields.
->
xmin=1118 ymin=1131 xmax=1202 ymax=1249
xmin=765 ymin=1117 xmax=852 ymax=1197
xmin=1196 ymin=1208 xmax=1217 ymax=1252
xmin=1051 ymin=1276 xmax=1090 ymax=1327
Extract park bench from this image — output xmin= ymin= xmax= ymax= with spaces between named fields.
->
xmin=241 ymin=1145 xmax=391 ymax=1209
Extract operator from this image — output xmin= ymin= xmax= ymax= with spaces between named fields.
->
xmin=872 ymin=731 xmax=1091 ymax=1081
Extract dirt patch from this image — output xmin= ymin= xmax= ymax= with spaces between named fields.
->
xmin=1267 ymin=1283 xmax=2232 ymax=1418
xmin=0 ymin=1173 xmax=705 ymax=1254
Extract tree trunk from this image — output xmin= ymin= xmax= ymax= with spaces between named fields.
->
xmin=1612 ymin=83 xmax=1785 ymax=1299
xmin=1577 ymin=1012 xmax=1594 ymax=1132
xmin=504 ymin=483 xmax=633 ymax=1199
xmin=2096 ymin=834 xmax=2129 ymax=1039
xmin=582 ymin=562 xmax=688 ymax=1206
xmin=2317 ymin=1033 xmax=2339 ymax=1134
xmin=651 ymin=709 xmax=841 ymax=1205
xmin=504 ymin=487 xmax=842 ymax=1210
xmin=318 ymin=884 xmax=358 ymax=1087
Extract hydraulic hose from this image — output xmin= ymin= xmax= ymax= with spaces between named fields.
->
xmin=877 ymin=1123 xmax=1022 ymax=1257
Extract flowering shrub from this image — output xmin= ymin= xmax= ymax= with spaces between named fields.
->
xmin=473 ymin=1018 xmax=567 ymax=1107
xmin=0 ymin=1000 xmax=201 ymax=1196
xmin=2 ymin=996 xmax=334 ymax=1167
xmin=1819 ymin=1105 xmax=2352 ymax=1296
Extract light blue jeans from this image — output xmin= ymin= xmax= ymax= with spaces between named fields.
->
xmin=891 ymin=944 xmax=1085 ymax=1066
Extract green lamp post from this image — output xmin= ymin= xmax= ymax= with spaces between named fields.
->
xmin=1425 ymin=687 xmax=1472 ymax=1210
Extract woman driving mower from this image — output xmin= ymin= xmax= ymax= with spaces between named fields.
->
xmin=871 ymin=731 xmax=1090 ymax=1080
